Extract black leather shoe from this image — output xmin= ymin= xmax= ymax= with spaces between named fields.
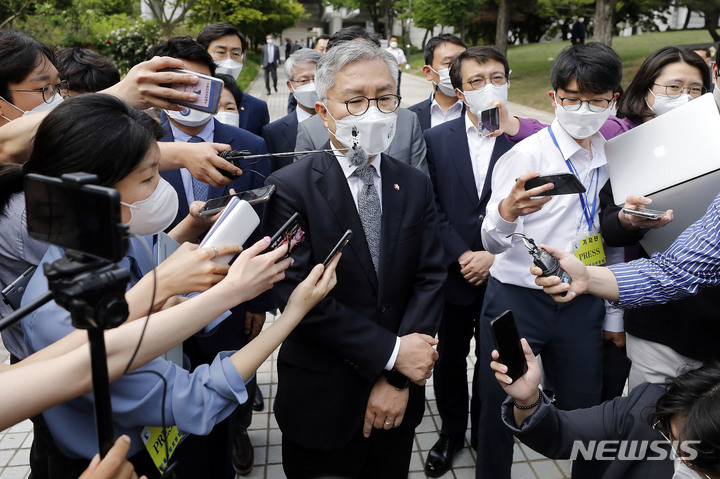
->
xmin=424 ymin=435 xmax=463 ymax=477
xmin=232 ymin=429 xmax=254 ymax=476
xmin=252 ymin=387 xmax=264 ymax=411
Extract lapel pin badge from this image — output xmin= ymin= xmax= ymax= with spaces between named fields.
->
xmin=393 ymin=184 xmax=400 ymax=191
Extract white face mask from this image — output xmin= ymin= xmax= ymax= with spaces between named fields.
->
xmin=390 ymin=41 xmax=398 ymax=48
xmin=462 ymin=83 xmax=508 ymax=115
xmin=166 ymin=107 xmax=213 ymax=127
xmin=1 ymin=93 xmax=64 ymax=121
xmin=267 ymin=38 xmax=274 ymax=44
xmin=429 ymin=67 xmax=456 ymax=98
xmin=555 ymin=101 xmax=613 ymax=139
xmin=120 ymin=178 xmax=179 ymax=236
xmin=326 ymin=106 xmax=397 ymax=162
xmin=646 ymin=89 xmax=692 ymax=116
xmin=214 ymin=111 xmax=240 ymax=127
xmin=292 ymin=82 xmax=319 ymax=110
xmin=215 ymin=59 xmax=243 ymax=81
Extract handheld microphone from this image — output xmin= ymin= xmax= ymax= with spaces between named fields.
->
xmin=507 ymin=233 xmax=571 ymax=296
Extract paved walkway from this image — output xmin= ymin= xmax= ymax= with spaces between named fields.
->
xmin=0 ymin=66 xmax=566 ymax=479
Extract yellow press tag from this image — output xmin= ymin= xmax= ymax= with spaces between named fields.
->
xmin=140 ymin=426 xmax=185 ymax=473
xmin=572 ymin=232 xmax=606 ymax=266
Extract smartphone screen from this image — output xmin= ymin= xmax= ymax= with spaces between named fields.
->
xmin=322 ymin=230 xmax=352 ymax=267
xmin=524 ymin=173 xmax=586 ymax=196
xmin=200 ymin=185 xmax=276 ymax=216
xmin=480 ymin=107 xmax=500 ymax=136
xmin=490 ymin=310 xmax=528 ymax=382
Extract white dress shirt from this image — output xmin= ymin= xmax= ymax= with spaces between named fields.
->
xmin=168 ymin=119 xmax=215 ymax=206
xmin=465 ymin=113 xmax=496 ymax=199
xmin=430 ymin=96 xmax=464 ymax=128
xmin=295 ymin=105 xmax=313 ymax=123
xmin=481 ymin=118 xmax=609 ymax=289
xmin=386 ymin=47 xmax=407 ymax=65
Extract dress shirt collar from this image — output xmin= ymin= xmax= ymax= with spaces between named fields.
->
xmin=431 ymin=95 xmax=464 ymax=116
xmin=464 ymin=111 xmax=489 ymax=140
xmin=549 ymin=118 xmax=607 ymax=170
xmin=332 ymin=149 xmax=383 ymax=180
xmin=168 ymin=117 xmax=215 ymax=143
xmin=295 ymin=106 xmax=313 ymax=123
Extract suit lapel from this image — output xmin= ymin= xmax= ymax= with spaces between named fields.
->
xmin=446 ymin=119 xmax=480 ymax=208
xmin=378 ymin=156 xmax=405 ymax=289
xmin=284 ymin=114 xmax=299 ymax=151
xmin=314 ymin=147 xmax=379 ymax=291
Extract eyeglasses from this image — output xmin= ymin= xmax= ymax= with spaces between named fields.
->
xmin=464 ymin=74 xmax=508 ymax=90
xmin=9 ymin=80 xmax=70 ymax=103
xmin=653 ymin=83 xmax=706 ymax=99
xmin=652 ymin=420 xmax=711 ymax=479
xmin=290 ymin=77 xmax=314 ymax=87
xmin=210 ymin=49 xmax=244 ymax=62
xmin=555 ymin=94 xmax=614 ymax=112
xmin=325 ymin=94 xmax=401 ymax=116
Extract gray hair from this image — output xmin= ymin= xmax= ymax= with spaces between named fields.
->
xmin=284 ymin=48 xmax=322 ymax=80
xmin=315 ymin=39 xmax=398 ymax=100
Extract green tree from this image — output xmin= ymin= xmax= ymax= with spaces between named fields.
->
xmin=678 ymin=0 xmax=720 ymax=41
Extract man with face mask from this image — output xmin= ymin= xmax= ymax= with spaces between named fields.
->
xmin=197 ymin=22 xmax=270 ymax=136
xmin=477 ymin=42 xmax=622 ymax=479
xmin=262 ymin=39 xmax=446 ymax=478
xmin=147 ymin=37 xmax=271 ymax=478
xmin=261 ymin=48 xmax=321 ymax=171
xmin=422 ymin=45 xmax=517 ymax=477
xmin=261 ymin=34 xmax=280 ymax=96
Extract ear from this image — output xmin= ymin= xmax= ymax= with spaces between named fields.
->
xmin=455 ymin=88 xmax=466 ymax=104
xmin=286 ymin=80 xmax=292 ymax=91
xmin=315 ymin=101 xmax=330 ymax=129
xmin=422 ymin=65 xmax=435 ymax=82
xmin=549 ymin=90 xmax=557 ymax=108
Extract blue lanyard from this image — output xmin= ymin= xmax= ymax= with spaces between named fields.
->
xmin=547 ymin=126 xmax=599 ymax=231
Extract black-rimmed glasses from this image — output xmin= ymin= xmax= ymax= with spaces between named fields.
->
xmin=325 ymin=94 xmax=401 ymax=116
xmin=555 ymin=94 xmax=614 ymax=112
xmin=9 ymin=80 xmax=70 ymax=103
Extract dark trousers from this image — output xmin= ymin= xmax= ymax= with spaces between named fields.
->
xmin=434 ymin=296 xmax=484 ymax=439
xmin=282 ymin=427 xmax=414 ymax=479
xmin=264 ymin=64 xmax=278 ymax=93
xmin=475 ymin=277 xmax=604 ymax=478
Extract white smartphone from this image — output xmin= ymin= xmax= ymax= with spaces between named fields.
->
xmin=621 ymin=207 xmax=667 ymax=220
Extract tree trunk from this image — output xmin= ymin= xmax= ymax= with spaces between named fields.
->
xmin=683 ymin=6 xmax=692 ymax=30
xmin=593 ymin=0 xmax=619 ymax=46
xmin=495 ymin=0 xmax=510 ymax=54
xmin=704 ymin=8 xmax=720 ymax=42
xmin=422 ymin=28 xmax=429 ymax=48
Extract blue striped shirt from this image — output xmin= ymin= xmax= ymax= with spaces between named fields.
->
xmin=609 ymin=192 xmax=720 ymax=307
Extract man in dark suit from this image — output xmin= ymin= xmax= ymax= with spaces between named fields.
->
xmin=409 ymin=34 xmax=467 ymax=132
xmin=262 ymin=48 xmax=321 ymax=171
xmin=197 ymin=22 xmax=270 ymax=136
xmin=148 ymin=37 xmax=270 ymax=479
xmin=422 ymin=46 xmax=516 ymax=477
xmin=261 ymin=34 xmax=280 ymax=95
xmin=262 ymin=39 xmax=446 ymax=478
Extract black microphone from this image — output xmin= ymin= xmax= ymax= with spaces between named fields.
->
xmin=217 ymin=150 xmax=252 ymax=180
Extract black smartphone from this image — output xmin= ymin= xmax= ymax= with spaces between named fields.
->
xmin=621 ymin=207 xmax=666 ymax=220
xmin=322 ymin=229 xmax=352 ymax=267
xmin=1 ymin=265 xmax=37 ymax=310
xmin=199 ymin=185 xmax=277 ymax=216
xmin=160 ymin=68 xmax=222 ymax=114
xmin=480 ymin=107 xmax=500 ymax=136
xmin=524 ymin=173 xmax=586 ymax=196
xmin=24 ymin=173 xmax=127 ymax=262
xmin=269 ymin=212 xmax=305 ymax=261
xmin=490 ymin=310 xmax=528 ymax=383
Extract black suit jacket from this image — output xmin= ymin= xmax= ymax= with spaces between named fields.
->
xmin=237 ymin=93 xmax=270 ymax=137
xmin=262 ymin=146 xmax=446 ymax=450
xmin=261 ymin=112 xmax=298 ymax=171
xmin=409 ymin=96 xmax=466 ymax=132
xmin=425 ymin=116 xmax=513 ymax=306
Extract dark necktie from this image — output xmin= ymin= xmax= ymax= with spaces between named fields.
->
xmin=356 ymin=164 xmax=381 ymax=273
xmin=187 ymin=136 xmax=209 ymax=202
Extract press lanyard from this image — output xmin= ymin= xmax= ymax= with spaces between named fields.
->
xmin=547 ymin=126 xmax=598 ymax=231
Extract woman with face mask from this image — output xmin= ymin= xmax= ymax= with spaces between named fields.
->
xmin=0 ymin=94 xmax=333 ymax=479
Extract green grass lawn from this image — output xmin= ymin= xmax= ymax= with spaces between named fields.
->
xmin=238 ymin=51 xmax=262 ymax=91
xmin=409 ymin=29 xmax=715 ymax=113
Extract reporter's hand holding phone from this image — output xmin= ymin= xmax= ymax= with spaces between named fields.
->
xmin=498 ymin=171 xmax=554 ymax=222
xmin=530 ymin=244 xmax=588 ymax=301
xmin=78 ymin=435 xmax=143 ymax=479
xmin=491 ymin=338 xmax=541 ymax=407
xmin=619 ymin=194 xmax=673 ymax=231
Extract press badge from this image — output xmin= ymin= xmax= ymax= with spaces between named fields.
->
xmin=141 ymin=425 xmax=185 ymax=473
xmin=573 ymin=232 xmax=606 ymax=266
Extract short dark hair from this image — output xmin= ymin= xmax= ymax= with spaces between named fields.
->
xmin=317 ymin=34 xmax=330 ymax=42
xmin=197 ymin=22 xmax=247 ymax=53
xmin=424 ymin=34 xmax=466 ymax=66
xmin=618 ymin=46 xmax=711 ymax=122
xmin=326 ymin=26 xmax=381 ymax=51
xmin=449 ymin=46 xmax=509 ymax=91
xmin=550 ymin=42 xmax=622 ymax=95
xmin=649 ymin=361 xmax=720 ymax=477
xmin=0 ymin=30 xmax=55 ymax=104
xmin=147 ymin=37 xmax=216 ymax=76
xmin=55 ymin=48 xmax=120 ymax=94
xmin=216 ymin=73 xmax=244 ymax=108
xmin=389 ymin=35 xmax=398 ymax=41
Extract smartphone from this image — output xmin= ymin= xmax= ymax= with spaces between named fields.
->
xmin=621 ymin=207 xmax=666 ymax=220
xmin=160 ymin=68 xmax=222 ymax=114
xmin=2 ymin=265 xmax=37 ymax=310
xmin=269 ymin=212 xmax=305 ymax=261
xmin=199 ymin=185 xmax=277 ymax=216
xmin=490 ymin=310 xmax=528 ymax=383
xmin=524 ymin=173 xmax=586 ymax=196
xmin=322 ymin=230 xmax=352 ymax=267
xmin=479 ymin=107 xmax=500 ymax=136
xmin=24 ymin=173 xmax=127 ymax=262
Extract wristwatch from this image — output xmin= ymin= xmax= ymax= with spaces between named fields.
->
xmin=382 ymin=368 xmax=410 ymax=390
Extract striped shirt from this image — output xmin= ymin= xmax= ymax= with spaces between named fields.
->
xmin=609 ymin=192 xmax=720 ymax=307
